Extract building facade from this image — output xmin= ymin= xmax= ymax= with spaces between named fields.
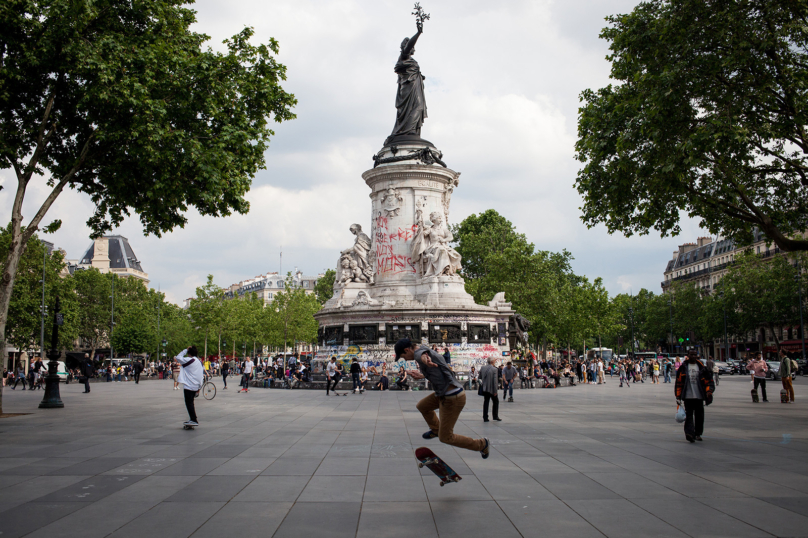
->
xmin=66 ymin=235 xmax=149 ymax=284
xmin=181 ymin=270 xmax=324 ymax=308
xmin=661 ymin=231 xmax=803 ymax=360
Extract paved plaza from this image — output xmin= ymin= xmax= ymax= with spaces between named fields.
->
xmin=0 ymin=375 xmax=807 ymax=538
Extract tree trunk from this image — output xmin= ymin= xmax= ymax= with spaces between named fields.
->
xmin=203 ymin=330 xmax=208 ymax=361
xmin=0 ymin=227 xmax=30 ymax=415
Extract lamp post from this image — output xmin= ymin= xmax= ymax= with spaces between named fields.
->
xmin=795 ymin=262 xmax=806 ymax=362
xmin=39 ymin=242 xmax=47 ymax=368
xmin=39 ymin=297 xmax=64 ymax=408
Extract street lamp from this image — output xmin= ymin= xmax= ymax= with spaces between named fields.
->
xmin=39 ymin=297 xmax=64 ymax=408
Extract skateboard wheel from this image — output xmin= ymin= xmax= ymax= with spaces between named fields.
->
xmin=418 ymin=463 xmax=424 ymax=468
xmin=440 ymin=482 xmax=445 ymax=487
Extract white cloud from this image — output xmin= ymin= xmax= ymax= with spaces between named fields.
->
xmin=0 ymin=0 xmax=704 ymax=304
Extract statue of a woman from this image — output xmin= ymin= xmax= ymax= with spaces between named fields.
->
xmin=389 ymin=20 xmax=427 ymax=140
xmin=411 ymin=211 xmax=462 ymax=278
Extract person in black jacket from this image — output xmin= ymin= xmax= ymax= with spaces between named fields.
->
xmin=133 ymin=359 xmax=144 ymax=384
xmin=80 ymin=354 xmax=95 ymax=393
xmin=350 ymin=359 xmax=362 ymax=394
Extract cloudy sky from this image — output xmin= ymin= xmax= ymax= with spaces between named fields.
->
xmin=1 ymin=0 xmax=706 ymax=304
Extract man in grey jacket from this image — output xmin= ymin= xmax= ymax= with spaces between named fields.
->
xmin=395 ymin=338 xmax=490 ymax=458
xmin=480 ymin=357 xmax=501 ymax=422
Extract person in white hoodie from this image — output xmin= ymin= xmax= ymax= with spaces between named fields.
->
xmin=175 ymin=346 xmax=205 ymax=427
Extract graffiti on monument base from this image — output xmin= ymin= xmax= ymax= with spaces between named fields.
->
xmin=312 ymin=343 xmax=504 ymax=372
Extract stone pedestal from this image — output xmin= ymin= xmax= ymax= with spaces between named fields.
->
xmin=315 ymin=140 xmax=514 ymax=372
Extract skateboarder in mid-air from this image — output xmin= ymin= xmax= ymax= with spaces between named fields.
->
xmin=394 ymin=338 xmax=490 ymax=458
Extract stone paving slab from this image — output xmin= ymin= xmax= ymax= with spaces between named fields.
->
xmin=0 ymin=376 xmax=807 ymax=537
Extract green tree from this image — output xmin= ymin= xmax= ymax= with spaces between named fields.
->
xmin=0 ymin=227 xmax=71 ymax=355
xmin=314 ymin=270 xmax=336 ymax=305
xmin=719 ymin=251 xmax=805 ymax=349
xmin=452 ymin=210 xmax=534 ymax=303
xmin=0 ymin=0 xmax=296 ymax=405
xmin=269 ymin=273 xmax=320 ymax=359
xmin=187 ymin=276 xmax=225 ymax=359
xmin=576 ymin=0 xmax=808 ymax=252
xmin=71 ymin=269 xmax=112 ymax=361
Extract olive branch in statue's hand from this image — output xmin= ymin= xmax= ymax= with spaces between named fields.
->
xmin=413 ymin=3 xmax=430 ymax=31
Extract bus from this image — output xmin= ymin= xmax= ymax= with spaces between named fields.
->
xmin=589 ymin=348 xmax=614 ymax=362
xmin=630 ymin=351 xmax=661 ymax=362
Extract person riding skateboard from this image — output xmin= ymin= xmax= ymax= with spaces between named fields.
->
xmin=174 ymin=346 xmax=204 ymax=427
xmin=395 ymin=338 xmax=490 ymax=459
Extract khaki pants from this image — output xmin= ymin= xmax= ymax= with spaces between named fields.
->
xmin=782 ymin=376 xmax=795 ymax=402
xmin=597 ymin=371 xmax=604 ymax=384
xmin=416 ymin=392 xmax=485 ymax=452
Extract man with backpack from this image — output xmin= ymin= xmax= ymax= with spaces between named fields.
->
xmin=779 ymin=349 xmax=797 ymax=403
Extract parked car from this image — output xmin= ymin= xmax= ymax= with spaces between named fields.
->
xmin=765 ymin=361 xmax=789 ymax=380
xmin=714 ymin=361 xmax=733 ymax=375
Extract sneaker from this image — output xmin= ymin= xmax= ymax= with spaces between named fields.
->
xmin=481 ymin=438 xmax=490 ymax=459
xmin=686 ymin=434 xmax=695 ymax=443
xmin=493 ymin=417 xmax=502 ymax=421
xmin=694 ymin=435 xmax=703 ymax=441
xmin=422 ymin=430 xmax=438 ymax=439
xmin=187 ymin=420 xmax=199 ymax=427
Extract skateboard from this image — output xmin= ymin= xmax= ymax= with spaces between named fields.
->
xmin=781 ymin=389 xmax=790 ymax=403
xmin=183 ymin=424 xmax=196 ymax=430
xmin=415 ymin=447 xmax=462 ymax=487
xmin=751 ymin=388 xmax=759 ymax=403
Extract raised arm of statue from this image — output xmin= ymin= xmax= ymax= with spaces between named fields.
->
xmin=399 ymin=25 xmax=422 ymax=60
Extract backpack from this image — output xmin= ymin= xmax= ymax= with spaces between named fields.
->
xmin=791 ymin=359 xmax=800 ymax=373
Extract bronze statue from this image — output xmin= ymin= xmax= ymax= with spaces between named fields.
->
xmin=388 ymin=4 xmax=430 ymax=143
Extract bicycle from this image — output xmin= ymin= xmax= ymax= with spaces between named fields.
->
xmin=197 ymin=372 xmax=216 ymax=400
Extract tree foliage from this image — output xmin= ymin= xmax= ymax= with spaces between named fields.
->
xmin=314 ymin=269 xmax=335 ymax=305
xmin=576 ymin=0 xmax=808 ymax=252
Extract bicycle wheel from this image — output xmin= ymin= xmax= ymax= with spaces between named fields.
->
xmin=203 ymin=382 xmax=216 ymax=400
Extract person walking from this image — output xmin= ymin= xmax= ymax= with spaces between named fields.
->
xmin=779 ymin=349 xmax=796 ymax=403
xmin=747 ymin=352 xmax=769 ymax=402
xmin=171 ymin=360 xmax=181 ymax=390
xmin=79 ymin=354 xmax=94 ymax=393
xmin=664 ymin=359 xmax=673 ymax=383
xmin=175 ymin=346 xmax=204 ymax=427
xmin=133 ymin=360 xmax=144 ymax=384
xmin=350 ymin=358 xmax=362 ymax=394
xmin=479 ymin=357 xmax=501 ymax=422
xmin=674 ymin=349 xmax=715 ymax=442
xmin=652 ymin=360 xmax=660 ymax=384
xmin=619 ymin=361 xmax=630 ymax=388
xmin=239 ymin=356 xmax=254 ymax=393
xmin=12 ymin=364 xmax=26 ymax=390
xmin=326 ymin=356 xmax=343 ymax=396
xmin=395 ymin=338 xmax=490 ymax=458
xmin=221 ymin=359 xmax=230 ymax=389
xmin=502 ymin=361 xmax=517 ymax=402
